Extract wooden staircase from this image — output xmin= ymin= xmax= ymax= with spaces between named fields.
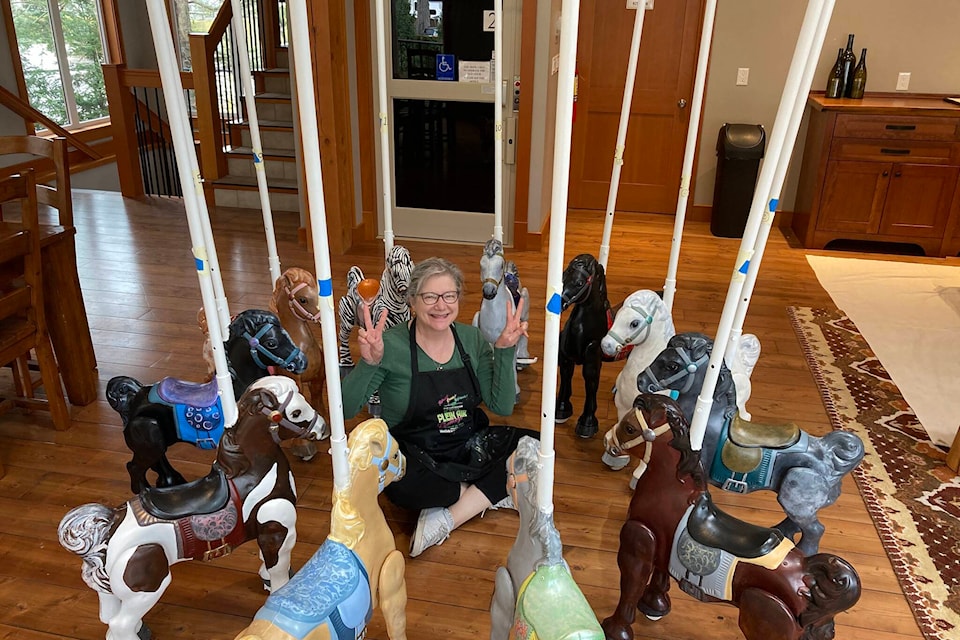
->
xmin=211 ymin=47 xmax=300 ymax=211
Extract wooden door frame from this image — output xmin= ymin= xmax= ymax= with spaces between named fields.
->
xmin=352 ymin=0 xmax=539 ymax=249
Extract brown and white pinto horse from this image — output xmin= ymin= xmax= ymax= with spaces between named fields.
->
xmin=58 ymin=377 xmax=325 ymax=640
xmin=601 ymin=394 xmax=861 ymax=640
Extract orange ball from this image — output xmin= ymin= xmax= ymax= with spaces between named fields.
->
xmin=357 ymin=278 xmax=380 ymax=303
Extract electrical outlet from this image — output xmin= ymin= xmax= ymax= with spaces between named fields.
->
xmin=736 ymin=68 xmax=750 ymax=86
xmin=896 ymin=72 xmax=911 ymax=91
xmin=626 ymin=0 xmax=653 ymax=9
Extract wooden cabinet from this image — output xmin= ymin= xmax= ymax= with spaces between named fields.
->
xmin=792 ymin=95 xmax=960 ymax=257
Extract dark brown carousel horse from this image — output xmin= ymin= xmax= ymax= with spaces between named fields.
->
xmin=601 ymin=394 xmax=861 ymax=640
xmin=556 ymin=253 xmax=612 ymax=438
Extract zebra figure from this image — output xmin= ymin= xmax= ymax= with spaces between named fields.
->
xmin=337 ymin=244 xmax=415 ymax=368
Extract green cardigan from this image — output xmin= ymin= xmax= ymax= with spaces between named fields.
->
xmin=341 ymin=321 xmax=517 ymax=428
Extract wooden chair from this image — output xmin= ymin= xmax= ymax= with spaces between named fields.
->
xmin=0 ymin=169 xmax=71 ymax=432
xmin=0 ymin=136 xmax=72 ymax=227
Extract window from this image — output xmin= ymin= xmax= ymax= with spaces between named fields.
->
xmin=10 ymin=0 xmax=110 ymax=128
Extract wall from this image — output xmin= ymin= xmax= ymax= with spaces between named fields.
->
xmin=696 ymin=0 xmax=960 ymax=210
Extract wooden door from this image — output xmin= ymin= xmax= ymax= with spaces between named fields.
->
xmin=879 ymin=163 xmax=959 ymax=238
xmin=817 ymin=161 xmax=890 ymax=234
xmin=569 ymin=0 xmax=703 ymax=213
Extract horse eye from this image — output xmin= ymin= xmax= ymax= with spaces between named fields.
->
xmin=267 ymin=339 xmax=278 ymax=348
xmin=298 ymin=297 xmax=307 ymax=304
xmin=292 ymin=409 xmax=302 ymax=418
xmin=625 ymin=425 xmax=635 ymax=434
xmin=630 ymin=320 xmax=640 ymax=328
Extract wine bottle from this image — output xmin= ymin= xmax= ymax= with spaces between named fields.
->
xmin=825 ymin=48 xmax=844 ymax=98
xmin=850 ymin=48 xmax=867 ymax=99
xmin=841 ymin=34 xmax=856 ymax=97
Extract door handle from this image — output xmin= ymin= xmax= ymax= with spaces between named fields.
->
xmin=678 ymin=98 xmax=688 ymax=109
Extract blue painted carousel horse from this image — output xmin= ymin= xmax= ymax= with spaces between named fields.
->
xmin=603 ymin=332 xmax=864 ymax=555
xmin=233 ymin=418 xmax=408 ymax=640
xmin=107 ymin=309 xmax=312 ymax=493
xmin=556 ymin=254 xmax=612 ymax=438
xmin=489 ymin=436 xmax=604 ymax=640
xmin=601 ymin=394 xmax=861 ymax=640
xmin=59 ymin=377 xmax=327 ymax=640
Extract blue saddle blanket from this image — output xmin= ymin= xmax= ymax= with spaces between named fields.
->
xmin=147 ymin=384 xmax=225 ymax=450
xmin=255 ymin=539 xmax=372 ymax=640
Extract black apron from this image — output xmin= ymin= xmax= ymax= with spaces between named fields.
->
xmin=394 ymin=320 xmax=531 ymax=483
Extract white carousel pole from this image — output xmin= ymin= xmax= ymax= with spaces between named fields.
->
xmin=492 ymin=0 xmax=504 ymax=242
xmin=537 ymin=0 xmax=582 ymax=513
xmin=688 ymin=0 xmax=828 ymax=450
xmin=661 ymin=0 xmax=717 ymax=312
xmin=229 ymin=0 xmax=282 ymax=285
xmin=144 ymin=0 xmax=237 ymax=426
xmin=287 ymin=0 xmax=350 ymax=488
xmin=727 ymin=0 xmax=835 ymax=360
xmin=374 ymin=0 xmax=395 ymax=255
xmin=597 ymin=1 xmax=648 ymax=270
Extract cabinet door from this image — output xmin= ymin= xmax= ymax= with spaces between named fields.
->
xmin=879 ymin=163 xmax=960 ymax=238
xmin=817 ymin=161 xmax=890 ymax=234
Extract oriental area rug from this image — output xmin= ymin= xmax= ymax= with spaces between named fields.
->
xmin=789 ymin=306 xmax=959 ymax=640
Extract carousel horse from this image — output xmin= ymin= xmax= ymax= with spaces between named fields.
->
xmin=489 ymin=436 xmax=604 ymax=640
xmin=337 ymin=244 xmax=414 ymax=369
xmin=472 ymin=238 xmax=533 ymax=399
xmin=233 ymin=418 xmax=408 ymax=640
xmin=59 ymin=377 xmax=327 ymax=640
xmin=601 ymin=290 xmax=762 ymax=423
xmin=109 ymin=309 xmax=312 ymax=494
xmin=556 ymin=253 xmax=611 ymax=438
xmin=603 ymin=332 xmax=864 ymax=555
xmin=269 ymin=267 xmax=325 ymax=461
xmin=601 ymin=394 xmax=862 ymax=640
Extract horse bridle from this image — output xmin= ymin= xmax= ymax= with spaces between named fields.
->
xmin=606 ymin=298 xmax=657 ymax=348
xmin=370 ymin=429 xmax=403 ymax=492
xmin=638 ymin=346 xmax=709 ymax=394
xmin=562 ymin=262 xmax=595 ymax=307
xmin=244 ymin=322 xmax=303 ymax=372
xmin=264 ymin=389 xmax=322 ymax=444
xmin=604 ymin=407 xmax=671 ymax=482
xmin=284 ymin=281 xmax=322 ymax=323
xmin=481 ymin=250 xmax=506 ymax=291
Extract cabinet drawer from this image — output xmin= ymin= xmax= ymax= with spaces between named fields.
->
xmin=834 ymin=114 xmax=960 ymax=141
xmin=830 ymin=139 xmax=959 ymax=164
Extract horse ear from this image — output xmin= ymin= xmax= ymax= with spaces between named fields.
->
xmin=690 ymin=335 xmax=712 ymax=361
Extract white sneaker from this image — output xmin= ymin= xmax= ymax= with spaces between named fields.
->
xmin=410 ymin=507 xmax=453 ymax=557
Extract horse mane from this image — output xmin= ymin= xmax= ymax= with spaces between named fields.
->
xmin=217 ymin=387 xmax=278 ymax=477
xmin=668 ymin=332 xmax=734 ymax=399
xmin=328 ymin=420 xmax=391 ymax=548
xmin=483 ymin=237 xmax=503 ymax=258
xmin=227 ymin=309 xmax=278 ymax=342
xmin=512 ymin=436 xmax=565 ymax=567
xmin=638 ymin=395 xmax=707 ymax=488
xmin=270 ymin=267 xmax=314 ymax=309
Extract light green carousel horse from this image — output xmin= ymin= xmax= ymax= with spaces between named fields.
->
xmin=489 ymin=436 xmax=604 ymax=640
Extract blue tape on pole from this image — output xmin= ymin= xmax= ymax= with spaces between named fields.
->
xmin=194 ymin=257 xmax=204 ymax=271
xmin=318 ymin=278 xmax=333 ymax=296
xmin=546 ymin=293 xmax=563 ymax=315
xmin=253 ymin=153 xmax=262 ymax=164
xmin=769 ymin=198 xmax=779 ymax=212
xmin=738 ymin=260 xmax=750 ymax=275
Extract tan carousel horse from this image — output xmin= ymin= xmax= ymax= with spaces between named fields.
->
xmin=235 ymin=418 xmax=408 ymax=640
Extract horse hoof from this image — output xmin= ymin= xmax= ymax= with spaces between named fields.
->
xmin=575 ymin=419 xmax=599 ymax=439
xmin=555 ymin=402 xmax=573 ymax=423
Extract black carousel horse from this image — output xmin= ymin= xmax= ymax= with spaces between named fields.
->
xmin=106 ymin=309 xmax=311 ymax=493
xmin=556 ymin=253 xmax=612 ymax=438
xmin=610 ymin=332 xmax=864 ymax=555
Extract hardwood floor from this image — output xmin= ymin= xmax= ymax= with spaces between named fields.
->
xmin=1 ymin=189 xmax=948 ymax=639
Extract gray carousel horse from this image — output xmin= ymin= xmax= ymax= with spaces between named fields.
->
xmin=602 ymin=332 xmax=864 ymax=555
xmin=489 ymin=436 xmax=603 ymax=640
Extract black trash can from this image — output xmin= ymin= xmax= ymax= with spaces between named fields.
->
xmin=711 ymin=123 xmax=765 ymax=238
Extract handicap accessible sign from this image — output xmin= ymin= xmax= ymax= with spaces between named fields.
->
xmin=437 ymin=54 xmax=455 ymax=81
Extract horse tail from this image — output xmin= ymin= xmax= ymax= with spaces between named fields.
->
xmin=106 ymin=376 xmax=142 ymax=425
xmin=822 ymin=430 xmax=865 ymax=476
xmin=798 ymin=553 xmax=862 ymax=640
xmin=58 ymin=503 xmax=120 ymax=594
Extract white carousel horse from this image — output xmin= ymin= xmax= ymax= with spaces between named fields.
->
xmin=234 ymin=418 xmax=408 ymax=640
xmin=59 ymin=377 xmax=326 ymax=640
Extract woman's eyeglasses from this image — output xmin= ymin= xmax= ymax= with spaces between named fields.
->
xmin=418 ymin=291 xmax=460 ymax=304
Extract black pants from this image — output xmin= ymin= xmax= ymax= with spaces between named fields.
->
xmin=385 ymin=428 xmax=539 ymax=510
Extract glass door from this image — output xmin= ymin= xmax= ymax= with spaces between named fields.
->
xmin=380 ymin=0 xmax=520 ymax=244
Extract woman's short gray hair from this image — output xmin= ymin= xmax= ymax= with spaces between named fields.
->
xmin=407 ymin=257 xmax=464 ymax=304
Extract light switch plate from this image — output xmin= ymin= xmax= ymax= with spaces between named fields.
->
xmin=896 ymin=72 xmax=911 ymax=91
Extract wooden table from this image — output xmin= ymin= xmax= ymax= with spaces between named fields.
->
xmin=0 ymin=221 xmax=98 ymax=406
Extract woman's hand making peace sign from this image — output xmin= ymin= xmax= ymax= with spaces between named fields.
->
xmin=358 ymin=302 xmax=388 ymax=366
xmin=494 ymin=296 xmax=528 ymax=349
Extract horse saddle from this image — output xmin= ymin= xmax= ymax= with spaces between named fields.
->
xmin=504 ymin=271 xmax=523 ymax=308
xmin=687 ymin=493 xmax=783 ymax=559
xmin=153 ymin=376 xmax=220 ymax=407
xmin=513 ymin=563 xmax=605 ymax=640
xmin=139 ymin=466 xmax=231 ymax=520
xmin=718 ymin=413 xmax=801 ymax=474
xmin=254 ymin=539 xmax=372 ymax=640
